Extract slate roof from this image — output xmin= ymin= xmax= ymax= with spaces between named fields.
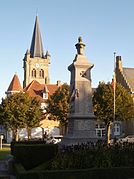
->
xmin=30 ymin=16 xmax=44 ymax=58
xmin=123 ymin=67 xmax=134 ymax=92
xmin=7 ymin=74 xmax=23 ymax=92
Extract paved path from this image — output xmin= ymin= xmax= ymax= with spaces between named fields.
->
xmin=0 ymin=143 xmax=16 ymax=178
xmin=0 ymin=159 xmax=16 ymax=179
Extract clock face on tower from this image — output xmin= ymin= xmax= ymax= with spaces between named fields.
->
xmin=35 ymin=63 xmax=40 ymax=68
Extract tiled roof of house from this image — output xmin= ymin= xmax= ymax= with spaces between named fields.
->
xmin=23 ymin=80 xmax=59 ymax=102
xmin=7 ymin=74 xmax=23 ymax=92
xmin=123 ymin=67 xmax=134 ymax=92
xmin=46 ymin=84 xmax=59 ymax=96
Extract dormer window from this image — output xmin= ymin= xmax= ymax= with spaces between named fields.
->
xmin=43 ymin=92 xmax=48 ymax=99
xmin=32 ymin=68 xmax=36 ymax=77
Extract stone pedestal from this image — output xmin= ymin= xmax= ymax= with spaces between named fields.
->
xmin=62 ymin=115 xmax=96 ymax=145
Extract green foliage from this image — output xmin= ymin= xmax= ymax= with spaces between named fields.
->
xmin=50 ymin=143 xmax=134 ymax=170
xmin=93 ymin=82 xmax=134 ymax=125
xmin=14 ymin=163 xmax=26 ymax=174
xmin=52 ymin=149 xmax=95 ymax=170
xmin=24 ymin=97 xmax=43 ymax=128
xmin=46 ymin=83 xmax=70 ymax=125
xmin=0 ymin=93 xmax=43 ymax=140
xmin=11 ymin=143 xmax=58 ymax=170
xmin=15 ymin=165 xmax=134 ymax=179
xmin=0 ymin=148 xmax=10 ymax=160
xmin=14 ymin=143 xmax=134 ymax=179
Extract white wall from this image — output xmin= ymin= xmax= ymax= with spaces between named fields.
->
xmin=6 ymin=126 xmax=60 ymax=142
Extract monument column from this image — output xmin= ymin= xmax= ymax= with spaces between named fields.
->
xmin=62 ymin=37 xmax=97 ymax=145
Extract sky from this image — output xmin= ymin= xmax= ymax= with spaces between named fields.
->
xmin=0 ymin=0 xmax=134 ymax=100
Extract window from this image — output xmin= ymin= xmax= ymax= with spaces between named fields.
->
xmin=0 ymin=125 xmax=4 ymax=132
xmin=95 ymin=123 xmax=106 ymax=138
xmin=32 ymin=68 xmax=36 ymax=77
xmin=39 ymin=69 xmax=44 ymax=78
xmin=43 ymin=92 xmax=48 ymax=99
xmin=45 ymin=77 xmax=48 ymax=84
xmin=96 ymin=129 xmax=105 ymax=137
xmin=113 ymin=123 xmax=121 ymax=136
xmin=96 ymin=124 xmax=99 ymax=128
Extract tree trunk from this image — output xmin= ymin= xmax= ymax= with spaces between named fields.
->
xmin=27 ymin=128 xmax=31 ymax=141
xmin=107 ymin=121 xmax=112 ymax=144
xmin=12 ymin=128 xmax=19 ymax=141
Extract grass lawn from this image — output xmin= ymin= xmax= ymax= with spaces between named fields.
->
xmin=0 ymin=148 xmax=10 ymax=160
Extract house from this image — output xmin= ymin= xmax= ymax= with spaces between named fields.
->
xmin=114 ymin=56 xmax=134 ymax=137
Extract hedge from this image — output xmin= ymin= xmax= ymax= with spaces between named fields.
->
xmin=51 ymin=143 xmax=134 ymax=169
xmin=11 ymin=143 xmax=58 ymax=170
xmin=11 ymin=140 xmax=46 ymax=146
xmin=15 ymin=165 xmax=134 ymax=179
xmin=12 ymin=142 xmax=134 ymax=170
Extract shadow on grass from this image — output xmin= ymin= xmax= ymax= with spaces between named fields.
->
xmin=0 ymin=148 xmax=10 ymax=160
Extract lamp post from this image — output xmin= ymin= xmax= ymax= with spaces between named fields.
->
xmin=0 ymin=135 xmax=3 ymax=149
xmin=113 ymin=52 xmax=116 ymax=121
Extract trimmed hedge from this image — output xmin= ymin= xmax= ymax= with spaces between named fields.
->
xmin=11 ymin=140 xmax=46 ymax=146
xmin=51 ymin=143 xmax=134 ymax=169
xmin=11 ymin=143 xmax=58 ymax=170
xmin=12 ymin=142 xmax=134 ymax=171
xmin=15 ymin=165 xmax=134 ymax=179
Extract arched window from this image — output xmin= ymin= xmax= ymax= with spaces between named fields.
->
xmin=113 ymin=123 xmax=121 ymax=136
xmin=39 ymin=69 xmax=44 ymax=78
xmin=32 ymin=68 xmax=36 ymax=78
xmin=45 ymin=77 xmax=47 ymax=84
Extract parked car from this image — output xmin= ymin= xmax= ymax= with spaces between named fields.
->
xmin=46 ymin=135 xmax=63 ymax=144
xmin=117 ymin=135 xmax=134 ymax=143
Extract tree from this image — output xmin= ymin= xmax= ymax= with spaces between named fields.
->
xmin=46 ymin=83 xmax=70 ymax=128
xmin=0 ymin=93 xmax=43 ymax=141
xmin=23 ymin=96 xmax=44 ymax=140
xmin=93 ymin=82 xmax=134 ymax=142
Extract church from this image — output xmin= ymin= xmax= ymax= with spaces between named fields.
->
xmin=4 ymin=16 xmax=61 ymax=142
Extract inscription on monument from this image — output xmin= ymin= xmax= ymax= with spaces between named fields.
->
xmin=74 ymin=120 xmax=91 ymax=130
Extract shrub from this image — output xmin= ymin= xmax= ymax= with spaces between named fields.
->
xmin=11 ymin=143 xmax=58 ymax=170
xmin=16 ymin=167 xmax=134 ymax=179
xmin=51 ymin=142 xmax=134 ymax=170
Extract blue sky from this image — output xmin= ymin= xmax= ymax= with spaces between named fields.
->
xmin=0 ymin=0 xmax=134 ymax=100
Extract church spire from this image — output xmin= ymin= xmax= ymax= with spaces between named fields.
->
xmin=30 ymin=16 xmax=44 ymax=58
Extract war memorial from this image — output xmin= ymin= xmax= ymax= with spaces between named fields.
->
xmin=62 ymin=37 xmax=97 ymax=145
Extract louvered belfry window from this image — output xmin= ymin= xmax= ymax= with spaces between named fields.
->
xmin=32 ymin=68 xmax=36 ymax=77
xmin=39 ymin=69 xmax=44 ymax=78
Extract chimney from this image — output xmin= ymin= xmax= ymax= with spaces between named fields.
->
xmin=116 ymin=56 xmax=123 ymax=72
xmin=57 ymin=80 xmax=61 ymax=86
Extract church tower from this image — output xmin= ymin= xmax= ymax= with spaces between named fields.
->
xmin=23 ymin=16 xmax=50 ymax=88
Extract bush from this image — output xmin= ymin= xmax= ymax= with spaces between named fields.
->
xmin=11 ymin=143 xmax=58 ymax=170
xmin=12 ymin=142 xmax=134 ymax=171
xmin=11 ymin=140 xmax=46 ymax=146
xmin=16 ymin=166 xmax=134 ymax=179
xmin=51 ymin=142 xmax=134 ymax=170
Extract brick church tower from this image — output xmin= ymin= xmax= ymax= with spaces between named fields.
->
xmin=23 ymin=16 xmax=50 ymax=88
